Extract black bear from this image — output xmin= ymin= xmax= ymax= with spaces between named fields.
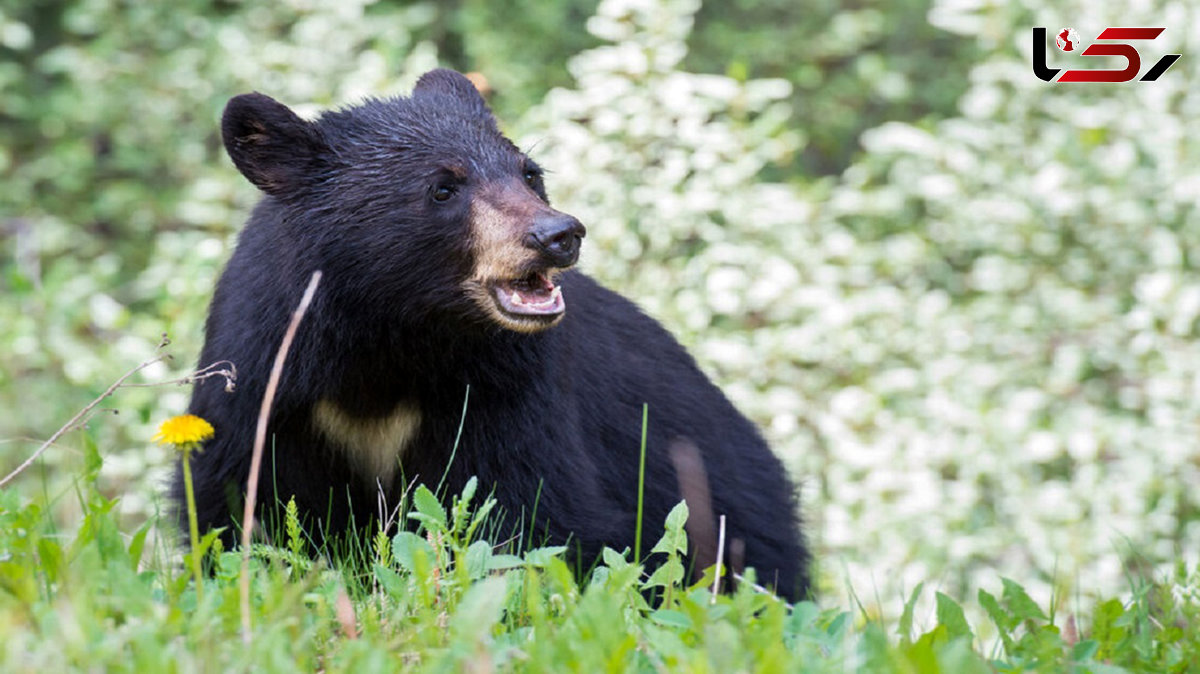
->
xmin=174 ymin=69 xmax=809 ymax=600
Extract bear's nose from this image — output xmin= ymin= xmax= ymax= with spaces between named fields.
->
xmin=528 ymin=212 xmax=586 ymax=267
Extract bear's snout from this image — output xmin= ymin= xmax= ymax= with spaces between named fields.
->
xmin=526 ymin=212 xmax=586 ymax=268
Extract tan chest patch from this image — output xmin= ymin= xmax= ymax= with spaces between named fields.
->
xmin=312 ymin=399 xmax=421 ymax=488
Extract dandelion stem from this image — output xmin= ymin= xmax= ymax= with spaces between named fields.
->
xmin=181 ymin=445 xmax=204 ymax=602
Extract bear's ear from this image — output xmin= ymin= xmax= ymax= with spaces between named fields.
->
xmin=221 ymin=93 xmax=328 ymax=196
xmin=412 ymin=69 xmax=495 ymax=124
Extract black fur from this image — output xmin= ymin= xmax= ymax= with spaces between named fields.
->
xmin=174 ymin=69 xmax=810 ymax=600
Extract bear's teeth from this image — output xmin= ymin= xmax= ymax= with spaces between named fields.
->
xmin=511 ymin=290 xmax=526 ymax=306
xmin=550 ymin=286 xmax=562 ymax=302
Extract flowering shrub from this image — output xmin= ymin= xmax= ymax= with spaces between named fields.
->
xmin=520 ymin=0 xmax=1200 ymax=613
xmin=811 ymin=0 xmax=1200 ymax=609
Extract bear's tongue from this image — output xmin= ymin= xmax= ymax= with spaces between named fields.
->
xmin=495 ymin=272 xmax=564 ymax=316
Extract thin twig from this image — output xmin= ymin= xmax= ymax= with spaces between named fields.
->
xmin=371 ymin=477 xmax=418 ymax=597
xmin=0 ymin=336 xmax=175 ymax=489
xmin=120 ymin=360 xmax=238 ymax=390
xmin=376 ymin=476 xmax=414 ymax=539
xmin=712 ymin=514 xmax=726 ymax=604
xmin=240 ymin=271 xmax=322 ymax=643
xmin=731 ymin=571 xmax=786 ymax=603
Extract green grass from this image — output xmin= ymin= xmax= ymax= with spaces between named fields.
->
xmin=2 ymin=459 xmax=1199 ymax=674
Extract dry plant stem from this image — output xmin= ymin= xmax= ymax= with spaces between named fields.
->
xmin=0 ymin=351 xmax=169 ymax=488
xmin=0 ymin=353 xmax=235 ymax=489
xmin=121 ymin=360 xmax=238 ymax=390
xmin=240 ymin=270 xmax=322 ymax=643
xmin=335 ymin=586 xmax=358 ymax=640
xmin=712 ymin=514 xmax=726 ymax=604
xmin=731 ymin=572 xmax=784 ymax=602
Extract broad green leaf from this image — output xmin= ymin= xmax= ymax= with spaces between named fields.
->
xmin=935 ymin=591 xmax=973 ymax=641
xmin=392 ymin=531 xmax=434 ymax=572
xmin=459 ymin=476 xmax=477 ymax=507
xmin=644 ymin=559 xmax=685 ymax=589
xmin=649 ymin=609 xmax=692 ymax=629
xmin=523 ymin=545 xmax=567 ymax=567
xmin=127 ymin=519 xmax=152 ymax=573
xmin=899 ymin=582 xmax=924 ymax=645
xmin=650 ymin=501 xmax=689 ymax=556
xmin=36 ymin=538 xmax=63 ymax=584
xmin=487 ymin=554 xmax=524 ymax=571
xmin=374 ymin=563 xmax=406 ymax=597
xmin=663 ymin=500 xmax=689 ymax=532
xmin=1071 ymin=639 xmax=1099 ymax=661
xmin=409 ymin=485 xmax=446 ymax=530
xmin=1091 ymin=598 xmax=1128 ymax=649
xmin=450 ymin=577 xmax=508 ymax=639
xmin=1001 ymin=578 xmax=1048 ymax=622
xmin=465 ymin=539 xmax=492 ymax=579
xmin=465 ymin=498 xmax=497 ymax=539
xmin=979 ymin=588 xmax=1015 ymax=651
xmin=602 ymin=546 xmax=630 ymax=570
xmin=788 ymin=600 xmax=820 ymax=634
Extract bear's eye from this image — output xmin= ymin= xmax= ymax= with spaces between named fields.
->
xmin=432 ymin=184 xmax=456 ymax=202
xmin=523 ymin=169 xmax=540 ymax=188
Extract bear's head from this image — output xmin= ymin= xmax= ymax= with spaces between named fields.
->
xmin=220 ymin=69 xmax=586 ymax=334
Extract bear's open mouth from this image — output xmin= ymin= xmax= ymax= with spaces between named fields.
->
xmin=491 ymin=271 xmax=565 ymax=319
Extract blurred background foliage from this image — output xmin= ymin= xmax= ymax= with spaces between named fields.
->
xmin=2 ymin=0 xmax=1198 ymax=618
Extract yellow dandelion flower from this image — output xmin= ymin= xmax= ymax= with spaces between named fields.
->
xmin=153 ymin=414 xmax=215 ymax=446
